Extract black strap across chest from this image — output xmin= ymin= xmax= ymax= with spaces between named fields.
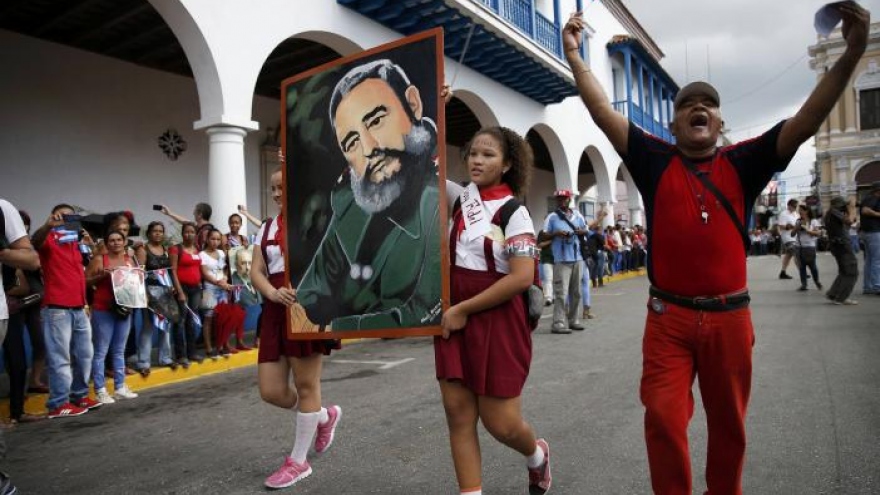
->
xmin=679 ymin=156 xmax=750 ymax=250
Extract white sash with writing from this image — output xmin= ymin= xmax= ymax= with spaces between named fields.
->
xmin=459 ymin=182 xmax=491 ymax=242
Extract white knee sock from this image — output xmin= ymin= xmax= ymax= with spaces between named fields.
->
xmin=460 ymin=487 xmax=482 ymax=495
xmin=317 ymin=406 xmax=328 ymax=424
xmin=526 ymin=445 xmax=545 ymax=468
xmin=291 ymin=411 xmax=320 ymax=463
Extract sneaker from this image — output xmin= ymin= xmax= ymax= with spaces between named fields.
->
xmin=836 ymin=299 xmax=858 ymax=306
xmin=0 ymin=471 xmax=16 ymax=495
xmin=779 ymin=271 xmax=793 ymax=280
xmin=528 ymin=438 xmax=552 ymax=495
xmin=73 ymin=396 xmax=103 ymax=410
xmin=220 ymin=347 xmax=233 ymax=357
xmin=315 ymin=405 xmax=342 ymax=454
xmin=264 ymin=456 xmax=312 ymax=489
xmin=797 ymin=286 xmax=808 ymax=291
xmin=550 ymin=323 xmax=571 ymax=335
xmin=569 ymin=322 xmax=585 ymax=331
xmin=96 ymin=387 xmax=116 ymax=404
xmin=47 ymin=402 xmax=88 ymax=419
xmin=114 ymin=385 xmax=138 ymax=400
xmin=208 ymin=349 xmax=220 ymax=361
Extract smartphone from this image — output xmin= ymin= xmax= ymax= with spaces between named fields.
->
xmin=61 ymin=214 xmax=82 ymax=232
xmin=237 ymin=204 xmax=245 ymax=212
xmin=152 ymin=204 xmax=163 ymax=211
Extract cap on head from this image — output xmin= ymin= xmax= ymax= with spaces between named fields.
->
xmin=674 ymin=81 xmax=720 ymax=111
xmin=830 ymin=196 xmax=847 ymax=209
xmin=554 ymin=189 xmax=573 ymax=198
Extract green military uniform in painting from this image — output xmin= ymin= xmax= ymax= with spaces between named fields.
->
xmin=296 ymin=174 xmax=441 ymax=331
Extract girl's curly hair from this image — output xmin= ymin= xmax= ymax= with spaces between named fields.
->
xmin=461 ymin=126 xmax=533 ymax=197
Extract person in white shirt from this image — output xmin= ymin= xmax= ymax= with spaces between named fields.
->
xmin=0 ymin=198 xmax=39 ymax=494
xmin=777 ymin=199 xmax=800 ymax=279
xmin=794 ymin=205 xmax=823 ymax=291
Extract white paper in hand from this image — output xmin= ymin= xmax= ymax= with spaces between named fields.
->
xmin=459 ymin=183 xmax=491 ymax=242
xmin=815 ymin=1 xmax=854 ymax=37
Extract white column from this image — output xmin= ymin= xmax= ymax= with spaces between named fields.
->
xmin=629 ymin=208 xmax=643 ymax=227
xmin=206 ymin=126 xmax=249 ymax=235
xmin=599 ymin=201 xmax=615 ymax=228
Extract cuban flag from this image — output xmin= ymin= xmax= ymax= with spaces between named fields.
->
xmin=151 ymin=268 xmax=174 ymax=288
xmin=152 ymin=312 xmax=171 ymax=333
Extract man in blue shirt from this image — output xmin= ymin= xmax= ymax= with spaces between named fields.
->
xmin=542 ymin=190 xmax=587 ymax=333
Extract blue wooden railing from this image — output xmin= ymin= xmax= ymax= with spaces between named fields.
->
xmin=475 ymin=0 xmax=562 ymax=57
xmin=612 ymin=100 xmax=673 ymax=142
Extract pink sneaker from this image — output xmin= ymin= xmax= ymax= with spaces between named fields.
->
xmin=528 ymin=438 xmax=552 ymax=494
xmin=264 ymin=456 xmax=312 ymax=490
xmin=314 ymin=405 xmax=341 ymax=454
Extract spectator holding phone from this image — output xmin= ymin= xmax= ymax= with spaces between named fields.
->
xmin=31 ymin=204 xmax=102 ymax=418
xmin=158 ymin=202 xmax=214 ymax=251
xmin=237 ymin=204 xmax=264 ymax=229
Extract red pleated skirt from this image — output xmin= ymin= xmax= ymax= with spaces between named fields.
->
xmin=257 ymin=273 xmax=340 ymax=363
xmin=434 ymin=266 xmax=532 ymax=398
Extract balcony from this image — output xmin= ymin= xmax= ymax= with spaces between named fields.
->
xmin=337 ymin=0 xmax=576 ymax=105
xmin=474 ymin=0 xmax=561 ymax=57
xmin=612 ymin=100 xmax=673 ymax=142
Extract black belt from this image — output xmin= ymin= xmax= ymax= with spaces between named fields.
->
xmin=45 ymin=305 xmax=85 ymax=310
xmin=649 ymin=286 xmax=750 ymax=312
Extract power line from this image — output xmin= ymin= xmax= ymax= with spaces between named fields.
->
xmin=725 ymin=53 xmax=809 ymax=107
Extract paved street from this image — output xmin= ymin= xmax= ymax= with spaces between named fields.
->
xmin=7 ymin=253 xmax=879 ymax=494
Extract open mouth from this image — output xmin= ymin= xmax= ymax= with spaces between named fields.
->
xmin=689 ymin=113 xmax=709 ymax=129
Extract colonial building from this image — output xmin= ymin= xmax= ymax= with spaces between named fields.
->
xmin=0 ymin=0 xmax=678 ymax=234
xmin=811 ymin=21 xmax=880 ymax=207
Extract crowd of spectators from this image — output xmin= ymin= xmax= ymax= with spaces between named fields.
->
xmin=1 ymin=202 xmax=265 ymax=423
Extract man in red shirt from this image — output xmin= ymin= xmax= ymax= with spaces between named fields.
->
xmin=563 ymin=3 xmax=869 ymax=494
xmin=32 ymin=204 xmax=102 ymax=418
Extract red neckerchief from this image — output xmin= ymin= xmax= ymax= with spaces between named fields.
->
xmin=273 ymin=213 xmax=286 ymax=256
xmin=454 ymin=183 xmax=514 ymax=238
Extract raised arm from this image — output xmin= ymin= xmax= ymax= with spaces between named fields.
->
xmin=777 ymin=2 xmax=870 ymax=158
xmin=563 ymin=12 xmax=629 ymax=155
xmin=159 ymin=204 xmax=188 ymax=225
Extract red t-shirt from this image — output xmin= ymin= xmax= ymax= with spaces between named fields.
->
xmin=39 ymin=230 xmax=87 ymax=307
xmin=624 ymin=122 xmax=793 ymax=297
xmin=170 ymin=244 xmax=202 ymax=287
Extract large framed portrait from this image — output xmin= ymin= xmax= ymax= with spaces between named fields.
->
xmin=280 ymin=28 xmax=448 ymax=340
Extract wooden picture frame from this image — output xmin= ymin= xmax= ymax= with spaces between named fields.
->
xmin=280 ymin=28 xmax=448 ymax=340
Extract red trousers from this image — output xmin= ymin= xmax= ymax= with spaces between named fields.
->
xmin=641 ymin=301 xmax=754 ymax=495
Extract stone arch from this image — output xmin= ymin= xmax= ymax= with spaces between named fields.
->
xmin=148 ymin=0 xmax=234 ymax=128
xmin=584 ymin=145 xmax=613 ymax=203
xmin=854 ymin=159 xmax=880 ymax=184
xmin=446 ymin=91 xmax=498 ymax=184
xmin=528 ymin=123 xmax=570 ymax=190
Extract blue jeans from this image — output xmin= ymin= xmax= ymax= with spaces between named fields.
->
xmin=91 ymin=310 xmax=132 ymax=390
xmin=863 ymin=231 xmax=880 ymax=293
xmin=42 ymin=307 xmax=93 ymax=410
xmin=136 ymin=309 xmax=172 ymax=369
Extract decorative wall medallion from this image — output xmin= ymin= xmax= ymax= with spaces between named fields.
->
xmin=158 ymin=128 xmax=187 ymax=160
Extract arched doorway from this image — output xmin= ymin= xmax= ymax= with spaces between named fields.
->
xmin=855 ymin=160 xmax=880 ymax=194
xmin=445 ymin=90 xmax=498 ymax=185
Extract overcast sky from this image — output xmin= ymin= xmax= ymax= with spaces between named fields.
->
xmin=623 ymin=0 xmax=879 ymax=195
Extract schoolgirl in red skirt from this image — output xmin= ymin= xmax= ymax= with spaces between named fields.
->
xmin=435 ymin=127 xmax=552 ymax=495
xmin=251 ymin=168 xmax=341 ymax=490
